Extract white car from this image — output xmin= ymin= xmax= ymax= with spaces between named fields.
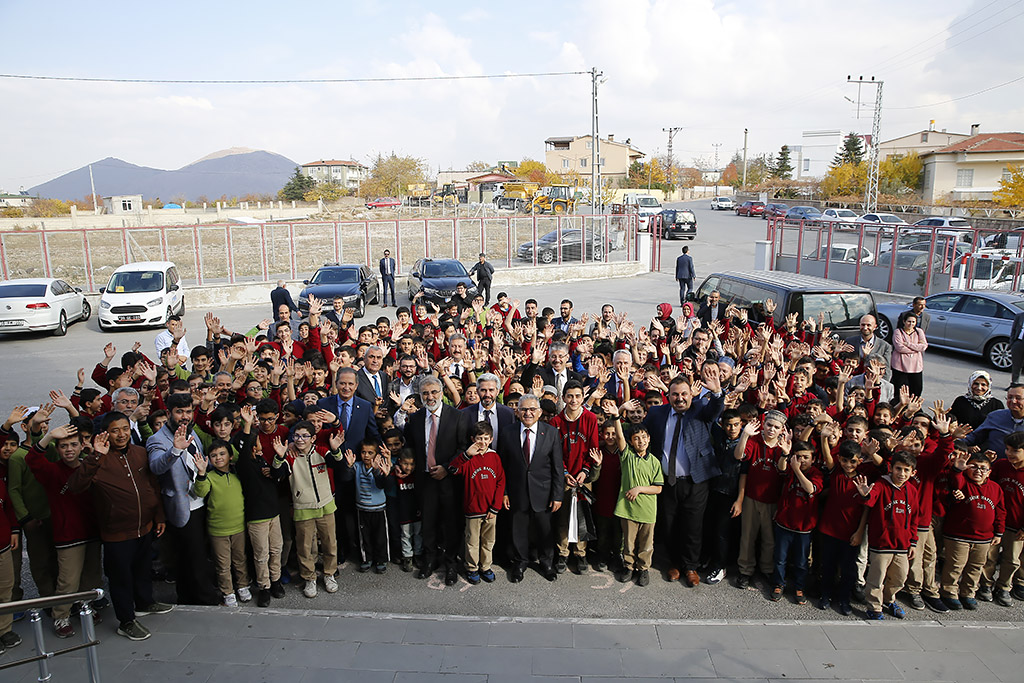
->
xmin=816 ymin=244 xmax=873 ymax=263
xmin=853 ymin=212 xmax=909 ymax=235
xmin=98 ymin=261 xmax=184 ymax=330
xmin=821 ymin=208 xmax=859 ymax=223
xmin=0 ymin=278 xmax=91 ymax=336
xmin=710 ymin=197 xmax=735 ymax=211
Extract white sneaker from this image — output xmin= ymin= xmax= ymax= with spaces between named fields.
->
xmin=222 ymin=593 xmax=238 ymax=607
xmin=237 ymin=586 xmax=252 ymax=602
xmin=303 ymin=579 xmax=317 ymax=598
xmin=323 ymin=574 xmax=338 ymax=593
xmin=705 ymin=568 xmax=726 ymax=585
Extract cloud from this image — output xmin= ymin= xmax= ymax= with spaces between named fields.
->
xmin=152 ymin=95 xmax=214 ymax=110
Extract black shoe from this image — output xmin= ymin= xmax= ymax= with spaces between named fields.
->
xmin=270 ymin=580 xmax=286 ymax=599
xmin=0 ymin=631 xmax=22 ymax=649
xmin=616 ymin=568 xmax=632 ymax=583
xmin=906 ymin=593 xmax=926 ymax=611
xmin=445 ymin=568 xmax=458 ymax=586
xmin=637 ymin=570 xmax=650 ymax=587
xmin=555 ymin=557 xmax=567 ymax=574
xmin=509 ymin=567 xmax=525 ymax=583
xmin=977 ymin=585 xmax=993 ymax=602
xmin=374 ymin=563 xmax=387 ymax=574
xmin=923 ymin=596 xmax=949 ymax=613
xmin=594 ymin=558 xmax=607 ymax=572
xmin=576 ymin=556 xmax=589 ymax=574
xmin=1011 ymin=585 xmax=1024 ymax=601
xmin=257 ymin=589 xmax=271 ymax=607
xmin=358 ymin=562 xmax=371 ymax=573
xmin=542 ymin=566 xmax=558 ymax=582
xmin=736 ymin=574 xmax=751 ymax=590
xmin=994 ymin=589 xmax=1014 ymax=607
xmin=417 ymin=565 xmax=434 ymax=580
xmin=851 ymin=585 xmax=866 ymax=603
xmin=401 ymin=557 xmax=414 ymax=573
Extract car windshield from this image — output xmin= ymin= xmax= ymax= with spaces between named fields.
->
xmin=423 ymin=261 xmax=467 ymax=277
xmin=794 ymin=292 xmax=875 ymax=329
xmin=637 ymin=197 xmax=660 ymax=207
xmin=0 ymin=284 xmax=47 ymax=298
xmin=106 ymin=271 xmax=164 ymax=293
xmin=949 ymin=219 xmax=971 ymax=227
xmin=311 ymin=269 xmax=359 ymax=285
xmin=878 ymin=214 xmax=902 ymax=223
xmin=836 ymin=210 xmax=857 ymax=217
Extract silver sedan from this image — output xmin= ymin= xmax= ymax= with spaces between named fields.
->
xmin=0 ymin=278 xmax=91 ymax=336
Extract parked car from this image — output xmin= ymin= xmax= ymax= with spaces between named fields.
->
xmin=815 ymin=244 xmax=873 ymax=263
xmin=690 ymin=270 xmax=875 ymax=336
xmin=406 ymin=258 xmax=477 ymax=304
xmin=876 ymin=250 xmax=943 ymax=271
xmin=784 ymin=206 xmax=822 ymax=224
xmin=98 ymin=261 xmax=183 ymax=330
xmin=710 ymin=197 xmax=735 ymax=211
xmin=912 ymin=216 xmax=974 ymax=231
xmin=854 ymin=213 xmax=909 ymax=235
xmin=517 ymin=228 xmax=607 ymax=264
xmin=0 ymin=278 xmax=90 ymax=336
xmin=950 ymin=254 xmax=1019 ymax=291
xmin=298 ymin=263 xmax=380 ymax=318
xmin=623 ymin=193 xmax=663 ymax=232
xmin=899 ymin=240 xmax=973 ymax=264
xmin=365 ymin=197 xmax=401 ymax=209
xmin=735 ymin=201 xmax=765 ymax=217
xmin=659 ymin=208 xmax=697 ymax=240
xmin=821 ymin=208 xmax=860 ymax=224
xmin=762 ymin=203 xmax=789 ymax=219
xmin=984 ymin=227 xmax=1024 ymax=251
xmin=876 ymin=290 xmax=1024 ymax=369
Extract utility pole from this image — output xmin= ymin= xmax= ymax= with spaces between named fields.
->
xmin=590 ymin=67 xmax=603 ymax=215
xmin=711 ymin=143 xmax=722 ymax=172
xmin=742 ymin=128 xmax=749 ymax=187
xmin=88 ymin=164 xmax=98 ymax=214
xmin=662 ymin=126 xmax=682 ymax=192
xmin=847 ymin=76 xmax=884 ymax=212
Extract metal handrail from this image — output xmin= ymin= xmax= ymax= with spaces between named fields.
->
xmin=0 ymin=588 xmax=104 ymax=682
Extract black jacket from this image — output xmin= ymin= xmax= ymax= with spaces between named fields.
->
xmin=497 ymin=421 xmax=565 ymax=513
xmin=234 ymin=430 xmax=282 ymax=522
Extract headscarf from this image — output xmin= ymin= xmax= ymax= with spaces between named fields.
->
xmin=681 ymin=302 xmax=696 ymax=319
xmin=964 ymin=370 xmax=993 ymax=408
xmin=657 ymin=303 xmax=673 ymax=320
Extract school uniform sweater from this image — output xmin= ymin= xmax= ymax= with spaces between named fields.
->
xmin=25 ymin=444 xmax=99 ymax=547
xmin=742 ymin=436 xmax=783 ymax=504
xmin=818 ymin=467 xmax=867 ymax=541
xmin=864 ymin=476 xmax=919 ymax=554
xmin=774 ymin=465 xmax=823 ymax=533
xmin=549 ymin=409 xmax=599 ymax=479
xmin=943 ymin=471 xmax=1006 ymax=544
xmin=193 ymin=468 xmax=246 ymax=537
xmin=233 ymin=431 xmax=280 ymax=523
xmin=273 ymin=446 xmax=339 ymax=518
xmin=340 ymin=461 xmax=388 ymax=512
xmin=909 ymin=433 xmax=953 ymax=531
xmin=992 ymin=459 xmax=1024 ymax=532
xmin=448 ymin=449 xmax=506 ymax=518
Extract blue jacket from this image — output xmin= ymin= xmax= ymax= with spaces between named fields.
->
xmin=964 ymin=408 xmax=1024 ymax=457
xmin=643 ymin=392 xmax=724 ymax=485
xmin=147 ymin=423 xmax=206 ymax=528
xmin=316 ymin=394 xmax=380 ymax=455
xmin=675 ymin=253 xmax=695 ymax=280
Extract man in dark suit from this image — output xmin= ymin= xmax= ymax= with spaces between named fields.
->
xmin=1011 ymin=310 xmax=1024 ymax=384
xmin=270 ymin=280 xmax=298 ymax=319
xmin=554 ymin=299 xmax=578 ymax=334
xmin=520 ymin=341 xmax=584 ymax=406
xmin=379 ymin=249 xmax=396 ymax=307
xmin=675 ymin=246 xmax=696 ymax=305
xmin=462 ymin=373 xmax=515 ymax=448
xmin=606 ymin=349 xmax=643 ymax=406
xmin=356 ymin=345 xmax=391 ymax=413
xmin=469 ymin=253 xmax=494 ymax=305
xmin=497 ymin=393 xmax=565 ymax=582
xmin=643 ymin=365 xmax=724 ymax=587
xmin=844 ymin=314 xmax=892 ymax=380
xmin=403 ymin=376 xmax=468 ymax=585
xmin=697 ymin=290 xmax=727 ymax=327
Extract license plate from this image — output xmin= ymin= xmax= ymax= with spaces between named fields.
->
xmin=118 ymin=315 xmax=142 ymax=322
xmin=0 ymin=320 xmax=21 ymax=327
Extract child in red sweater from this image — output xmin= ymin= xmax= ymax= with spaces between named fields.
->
xmin=735 ymin=410 xmax=788 ymax=588
xmin=817 ymin=440 xmax=870 ymax=615
xmin=983 ymin=431 xmax=1024 ymax=605
xmin=940 ymin=451 xmax=1005 ymax=610
xmin=448 ymin=421 xmax=505 ymax=585
xmin=770 ymin=440 xmax=823 ymax=605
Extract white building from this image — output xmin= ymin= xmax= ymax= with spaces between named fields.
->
xmin=301 ymin=160 xmax=369 ymax=190
xmin=102 ymin=194 xmax=143 ymax=215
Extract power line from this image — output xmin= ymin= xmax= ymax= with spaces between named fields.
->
xmin=0 ymin=70 xmax=588 ymax=85
xmin=885 ymin=73 xmax=1024 ymax=110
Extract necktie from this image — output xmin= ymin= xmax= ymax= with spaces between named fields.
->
xmin=667 ymin=412 xmax=683 ymax=486
xmin=339 ymin=401 xmax=350 ymax=430
xmin=427 ymin=412 xmax=438 ymax=469
xmin=618 ymin=379 xmax=625 ymax=403
xmin=522 ymin=427 xmax=532 ymax=466
xmin=372 ymin=375 xmax=381 ymax=397
xmin=484 ymin=409 xmax=494 ymax=445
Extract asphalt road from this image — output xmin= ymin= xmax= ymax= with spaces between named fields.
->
xmin=2 ymin=200 xmax=1016 ymax=621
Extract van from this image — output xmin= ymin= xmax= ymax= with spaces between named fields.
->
xmin=623 ymin=193 xmax=662 ymax=231
xmin=98 ymin=261 xmax=184 ymax=330
xmin=690 ymin=270 xmax=876 ymax=336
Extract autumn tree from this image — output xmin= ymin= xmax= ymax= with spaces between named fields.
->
xmin=771 ymin=145 xmax=793 ymax=179
xmin=678 ymin=167 xmax=703 ymax=188
xmin=832 ymin=133 xmax=865 ymax=167
xmin=994 ymin=165 xmax=1024 ymax=207
xmin=304 ymin=182 xmax=347 ymax=202
xmin=820 ymin=163 xmax=866 ymax=198
xmin=466 ymin=160 xmax=490 ymax=172
xmin=720 ymin=162 xmax=739 ymax=187
xmin=278 ymin=167 xmax=316 ymax=201
xmin=360 ymin=153 xmax=428 ymax=198
xmin=879 ymin=152 xmax=923 ymax=195
xmin=622 ymin=159 xmax=672 ymax=190
xmin=514 ymin=158 xmax=561 ymax=185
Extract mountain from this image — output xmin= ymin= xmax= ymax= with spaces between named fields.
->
xmin=28 ymin=149 xmax=300 ymax=201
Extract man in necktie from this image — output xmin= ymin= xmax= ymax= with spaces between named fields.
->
xmin=462 ymin=373 xmax=515 ymax=450
xmin=357 ymin=346 xmax=391 ymax=413
xmin=379 ymin=249 xmax=396 ymax=307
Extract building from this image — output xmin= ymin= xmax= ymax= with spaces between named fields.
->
xmin=301 ymin=160 xmax=369 ymax=190
xmin=544 ymin=134 xmax=644 ymax=182
xmin=0 ymin=191 xmax=33 ymax=209
xmin=879 ymin=126 xmax=969 ymax=161
xmin=102 ymin=194 xmax=143 ymax=215
xmin=920 ymin=129 xmax=1024 ymax=202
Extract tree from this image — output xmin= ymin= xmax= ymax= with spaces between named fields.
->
xmin=678 ymin=167 xmax=703 ymax=188
xmin=771 ymin=145 xmax=793 ymax=180
xmin=994 ymin=165 xmax=1024 ymax=207
xmin=514 ymin=158 xmax=561 ymax=185
xmin=278 ymin=167 xmax=316 ymax=201
xmin=360 ymin=153 xmax=429 ymax=198
xmin=879 ymin=152 xmax=923 ymax=195
xmin=820 ymin=162 xmax=866 ymax=198
xmin=466 ymin=160 xmax=490 ymax=172
xmin=720 ymin=162 xmax=739 ymax=187
xmin=621 ymin=159 xmax=672 ymax=190
xmin=832 ymin=133 xmax=865 ymax=168
xmin=303 ymin=182 xmax=347 ymax=202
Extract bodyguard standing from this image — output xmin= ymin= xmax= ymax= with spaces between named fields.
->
xmin=379 ymin=249 xmax=396 ymax=307
xmin=676 ymin=246 xmax=695 ymax=305
xmin=469 ymin=253 xmax=494 ymax=305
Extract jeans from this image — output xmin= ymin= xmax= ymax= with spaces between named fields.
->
xmin=772 ymin=525 xmax=811 ymax=589
xmin=400 ymin=521 xmax=423 ymax=558
xmin=818 ymin=532 xmax=860 ymax=604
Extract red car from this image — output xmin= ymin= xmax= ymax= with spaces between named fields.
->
xmin=762 ymin=203 xmax=789 ymax=219
xmin=365 ymin=197 xmax=401 ymax=209
xmin=735 ymin=201 xmax=765 ymax=217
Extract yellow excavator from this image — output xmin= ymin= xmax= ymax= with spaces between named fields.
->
xmin=531 ymin=184 xmax=578 ymax=214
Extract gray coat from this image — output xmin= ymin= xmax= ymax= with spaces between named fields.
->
xmin=147 ymin=423 xmax=205 ymax=529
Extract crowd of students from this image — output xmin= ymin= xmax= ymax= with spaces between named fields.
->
xmin=0 ymin=287 xmax=1022 ymax=652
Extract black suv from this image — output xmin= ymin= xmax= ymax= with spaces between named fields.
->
xmin=299 ymin=263 xmax=379 ymax=318
xmin=659 ymin=209 xmax=697 ymax=240
xmin=406 ymin=258 xmax=476 ymax=304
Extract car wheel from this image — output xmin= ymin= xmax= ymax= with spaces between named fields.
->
xmin=370 ymin=288 xmax=380 ymax=305
xmin=986 ymin=338 xmax=1013 ymax=371
xmin=80 ymin=299 xmax=91 ymax=322
xmin=540 ymin=250 xmax=555 ymax=264
xmin=687 ymin=235 xmax=695 ymax=241
xmin=355 ymin=296 xmax=366 ymax=318
xmin=53 ymin=311 xmax=68 ymax=337
xmin=592 ymin=245 xmax=605 ymax=261
xmin=876 ymin=315 xmax=892 ymax=342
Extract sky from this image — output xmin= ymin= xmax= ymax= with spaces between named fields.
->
xmin=1 ymin=0 xmax=1022 ymax=192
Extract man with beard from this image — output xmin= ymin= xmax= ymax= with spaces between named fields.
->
xmin=462 ymin=374 xmax=515 ymax=448
xmin=404 ymin=376 xmax=468 ymax=585
xmin=147 ymin=393 xmax=220 ymax=605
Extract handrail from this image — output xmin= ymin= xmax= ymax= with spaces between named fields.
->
xmin=0 ymin=588 xmax=104 ymax=682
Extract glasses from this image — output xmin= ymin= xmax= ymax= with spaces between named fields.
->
xmin=520 ymin=406 xmax=540 ymax=413
xmin=293 ymin=434 xmax=313 ymax=441
xmin=257 ymin=416 xmax=278 ymax=423
xmin=966 ymin=464 xmax=990 ymax=471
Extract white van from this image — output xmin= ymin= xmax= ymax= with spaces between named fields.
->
xmin=98 ymin=261 xmax=184 ymax=330
xmin=623 ymin=193 xmax=663 ymax=231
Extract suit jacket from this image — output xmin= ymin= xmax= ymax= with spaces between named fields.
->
xmin=844 ymin=333 xmax=893 ymax=380
xmin=379 ymin=257 xmax=396 ymax=279
xmin=497 ymin=421 xmax=565 ymax=513
xmin=270 ymin=286 xmax=298 ymax=317
xmin=675 ymin=253 xmax=695 ymax=280
xmin=519 ymin=362 xmax=584 ymax=393
xmin=147 ymin=423 xmax=205 ymax=528
xmin=404 ymin=404 xmax=468 ymax=474
xmin=461 ymin=403 xmax=515 ymax=445
xmin=1011 ymin=312 xmax=1024 ymax=343
xmin=356 ymin=368 xmax=391 ymax=408
xmin=316 ymin=394 xmax=380 ymax=454
xmin=604 ymin=375 xmax=644 ymax=405
xmin=697 ymin=303 xmax=727 ymax=327
xmin=643 ymin=393 xmax=724 ymax=485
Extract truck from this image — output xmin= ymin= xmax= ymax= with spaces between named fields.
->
xmin=494 ymin=181 xmax=540 ymax=211
xmin=407 ymin=183 xmax=432 ymax=205
xmin=531 ymin=184 xmax=580 ymax=214
xmin=432 ymin=183 xmax=468 ymax=206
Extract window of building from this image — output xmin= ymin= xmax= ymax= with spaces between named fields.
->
xmin=1004 ymin=168 xmax=1013 ymax=183
xmin=580 ymin=157 xmax=588 ymax=168
xmin=121 ymin=199 xmax=133 ymax=212
xmin=599 ymin=157 xmax=605 ymax=166
xmin=956 ymin=169 xmax=974 ymax=187
xmin=562 ymin=159 xmax=570 ymax=169
xmin=921 ymin=132 xmax=929 ymax=143
xmin=586 ymin=141 xmax=593 ymax=150
xmin=803 ymin=159 xmax=811 ymax=172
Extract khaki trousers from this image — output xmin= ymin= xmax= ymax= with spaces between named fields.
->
xmin=737 ymin=498 xmax=776 ymax=577
xmin=210 ymin=532 xmax=251 ymax=596
xmin=865 ymin=550 xmax=909 ymax=613
xmin=464 ymin=516 xmax=496 ymax=572
xmin=247 ymin=517 xmax=283 ymax=589
xmin=982 ymin=532 xmax=1024 ymax=591
xmin=0 ymin=548 xmax=13 ymax=638
xmin=53 ymin=542 xmax=103 ymax=620
xmin=621 ymin=518 xmax=655 ymax=571
xmin=941 ymin=538 xmax=990 ymax=598
xmin=555 ymin=485 xmax=589 ymax=559
xmin=294 ymin=512 xmax=337 ymax=581
xmin=904 ymin=527 xmax=939 ymax=598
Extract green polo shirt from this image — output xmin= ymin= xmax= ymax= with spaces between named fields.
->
xmin=614 ymin=445 xmax=663 ymax=524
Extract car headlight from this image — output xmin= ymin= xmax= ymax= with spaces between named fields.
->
xmin=100 ymin=300 xmax=111 ymax=310
xmin=146 ymin=297 xmax=163 ymax=307
xmin=343 ymin=294 xmax=359 ymax=302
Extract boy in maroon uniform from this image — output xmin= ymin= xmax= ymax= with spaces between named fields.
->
xmin=448 ymin=422 xmax=505 ymax=585
xmin=817 ymin=440 xmax=870 ymax=615
xmin=984 ymin=431 xmax=1024 ymax=605
xmin=770 ymin=440 xmax=823 ymax=605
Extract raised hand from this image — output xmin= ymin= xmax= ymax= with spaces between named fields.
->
xmin=329 ymin=430 xmax=344 ymax=453
xmin=742 ymin=421 xmax=761 ymax=438
xmin=193 ymin=451 xmax=208 ymax=476
xmin=172 ymin=423 xmax=193 ymax=451
xmin=77 ymin=368 xmax=86 ymax=386
xmin=853 ymin=474 xmax=872 ymax=497
xmin=49 ymin=389 xmax=73 ymax=410
xmin=103 ymin=343 xmax=117 ymax=361
xmin=342 ymin=449 xmax=357 ymax=468
xmin=589 ymin=447 xmax=603 ymax=468
xmin=93 ymin=432 xmax=110 ymax=456
xmin=271 ymin=436 xmax=288 ymax=458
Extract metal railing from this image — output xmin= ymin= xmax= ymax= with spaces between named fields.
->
xmin=0 ymin=588 xmax=103 ymax=682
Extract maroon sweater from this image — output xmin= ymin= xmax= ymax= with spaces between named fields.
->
xmin=448 ymin=449 xmax=505 ymax=518
xmin=944 ymin=471 xmax=1006 ymax=543
xmin=774 ymin=465 xmax=823 ymax=533
xmin=992 ymin=459 xmax=1024 ymax=532
xmin=26 ymin=444 xmax=99 ymax=547
xmin=865 ymin=476 xmax=919 ymax=553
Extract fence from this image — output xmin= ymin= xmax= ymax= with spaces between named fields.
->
xmin=766 ymin=216 xmax=1024 ymax=296
xmin=0 ymin=214 xmax=640 ymax=293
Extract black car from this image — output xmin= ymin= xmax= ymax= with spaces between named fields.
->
xmin=406 ymin=258 xmax=477 ymax=304
xmin=517 ymin=228 xmax=606 ymax=264
xmin=659 ymin=209 xmax=697 ymax=240
xmin=298 ymin=263 xmax=380 ymax=318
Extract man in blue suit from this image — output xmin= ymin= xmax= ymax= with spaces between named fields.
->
xmin=461 ymin=373 xmax=515 ymax=448
xmin=379 ymin=249 xmax=397 ymax=307
xmin=643 ymin=363 xmax=724 ymax=587
xmin=675 ymin=246 xmax=695 ymax=305
xmin=147 ymin=392 xmax=220 ymax=605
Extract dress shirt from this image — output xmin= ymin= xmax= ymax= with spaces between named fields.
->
xmin=520 ymin=424 xmax=536 ymax=464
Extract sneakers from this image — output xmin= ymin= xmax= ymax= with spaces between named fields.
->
xmin=736 ymin=574 xmax=752 ymax=590
xmin=117 ymin=620 xmax=151 ymax=641
xmin=976 ymin=584 xmax=993 ymax=602
xmin=795 ymin=590 xmax=807 ymax=605
xmin=279 ymin=571 xmax=291 ymax=585
xmin=555 ymin=557 xmax=567 ymax=574
xmin=466 ymin=571 xmax=481 ymax=585
xmin=324 ymin=574 xmax=339 ymax=593
xmin=886 ymin=602 xmax=906 ymax=619
xmin=223 ymin=593 xmax=238 ymax=607
xmin=480 ymin=569 xmax=496 ymax=583
xmin=303 ymin=579 xmax=318 ymax=598
xmin=54 ymin=617 xmax=75 ymax=639
xmin=1011 ymin=585 xmax=1024 ymax=601
xmin=864 ymin=610 xmax=885 ymax=621
xmin=637 ymin=570 xmax=650 ymax=587
xmin=1 ymin=631 xmax=22 ymax=648
xmin=838 ymin=602 xmax=853 ymax=616
xmin=770 ymin=585 xmax=784 ymax=602
xmin=942 ymin=595 xmax=963 ymax=610
xmin=373 ymin=563 xmax=387 ymax=574
xmin=906 ymin=593 xmax=926 ymax=611
xmin=705 ymin=568 xmax=726 ymax=585
xmin=924 ymin=596 xmax=949 ymax=613
xmin=851 ymin=585 xmax=866 ymax=603
xmin=270 ymin=580 xmax=286 ymax=599
xmin=615 ymin=568 xmax=632 ymax=583
xmin=257 ymin=588 xmax=271 ymax=607
xmin=819 ymin=598 xmax=831 ymax=611
xmin=237 ymin=586 xmax=252 ymax=603
xmin=994 ymin=589 xmax=1014 ymax=607
xmin=358 ymin=562 xmax=371 ymax=573
xmin=961 ymin=596 xmax=978 ymax=610
xmin=576 ymin=556 xmax=589 ymax=574
xmin=136 ymin=602 xmax=173 ymax=616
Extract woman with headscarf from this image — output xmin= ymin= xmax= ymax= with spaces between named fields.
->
xmin=949 ymin=370 xmax=1004 ymax=429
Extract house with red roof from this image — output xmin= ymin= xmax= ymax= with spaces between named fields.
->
xmin=921 ymin=127 xmax=1024 ymax=202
